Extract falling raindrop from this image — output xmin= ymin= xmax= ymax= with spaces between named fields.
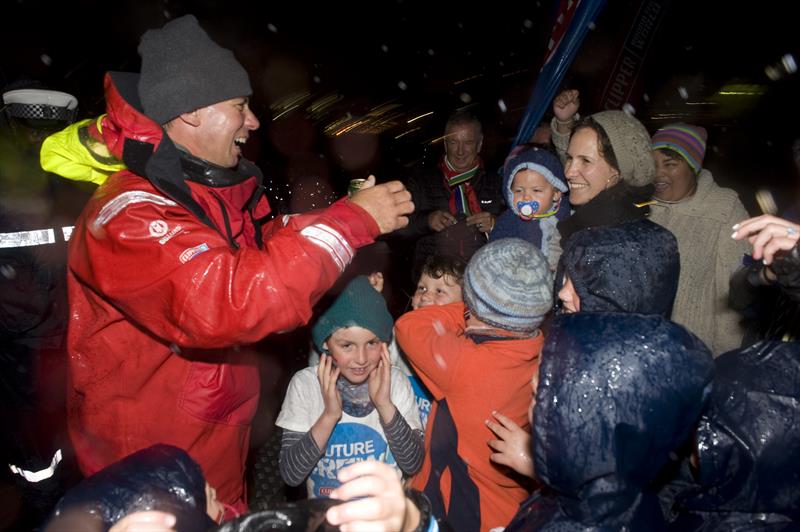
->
xmin=523 ymin=19 xmax=533 ymax=29
xmin=588 ymin=21 xmax=596 ymax=30
xmin=622 ymin=103 xmax=636 ymax=115
xmin=40 ymin=54 xmax=52 ymax=66
xmin=460 ymin=93 xmax=472 ymax=103
xmin=398 ymin=81 xmax=408 ymax=91
xmin=428 ymin=49 xmax=435 ymax=56
xmin=381 ymin=44 xmax=389 ymax=53
xmin=0 ymin=264 xmax=16 ymax=280
xmin=765 ymin=66 xmax=781 ymax=81
xmin=782 ymin=53 xmax=797 ymax=73
xmin=267 ymin=23 xmax=278 ymax=33
xmin=678 ymin=86 xmax=689 ymax=99
xmin=497 ymin=99 xmax=507 ymax=113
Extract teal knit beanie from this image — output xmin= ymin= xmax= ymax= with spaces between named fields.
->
xmin=312 ymin=276 xmax=394 ymax=352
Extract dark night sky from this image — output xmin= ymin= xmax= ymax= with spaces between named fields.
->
xmin=3 ymin=0 xmax=800 ymax=211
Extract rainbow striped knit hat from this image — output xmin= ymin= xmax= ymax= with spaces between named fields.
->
xmin=652 ymin=123 xmax=708 ymax=174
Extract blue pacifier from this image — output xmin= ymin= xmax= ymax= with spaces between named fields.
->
xmin=516 ymin=200 xmax=540 ymax=220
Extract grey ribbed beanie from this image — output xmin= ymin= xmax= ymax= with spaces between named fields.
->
xmin=591 ymin=110 xmax=656 ymax=187
xmin=137 ymin=15 xmax=252 ymax=125
xmin=462 ymin=238 xmax=553 ymax=332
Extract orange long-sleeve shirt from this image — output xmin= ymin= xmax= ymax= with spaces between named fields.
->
xmin=396 ymin=302 xmax=542 ymax=532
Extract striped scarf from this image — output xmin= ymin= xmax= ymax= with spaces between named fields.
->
xmin=440 ymin=156 xmax=482 ymax=216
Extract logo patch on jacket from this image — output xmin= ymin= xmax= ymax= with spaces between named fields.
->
xmin=158 ymin=224 xmax=184 ymax=245
xmin=149 ymin=220 xmax=169 ymax=238
xmin=179 ymin=243 xmax=210 ymax=264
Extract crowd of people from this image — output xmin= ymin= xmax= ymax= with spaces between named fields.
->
xmin=2 ymin=12 xmax=800 ymax=532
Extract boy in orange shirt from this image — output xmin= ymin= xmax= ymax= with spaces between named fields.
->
xmin=396 ymin=238 xmax=554 ymax=532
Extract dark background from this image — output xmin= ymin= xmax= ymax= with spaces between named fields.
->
xmin=3 ymin=0 xmax=800 ymax=211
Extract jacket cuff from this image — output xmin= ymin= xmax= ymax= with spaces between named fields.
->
xmin=318 ymin=197 xmax=381 ymax=249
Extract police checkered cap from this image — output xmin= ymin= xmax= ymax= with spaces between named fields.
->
xmin=3 ymin=89 xmax=78 ymax=122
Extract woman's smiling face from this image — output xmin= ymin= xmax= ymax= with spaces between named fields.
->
xmin=564 ymin=127 xmax=619 ymax=206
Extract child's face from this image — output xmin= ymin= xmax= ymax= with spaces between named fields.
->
xmin=511 ymin=169 xmax=561 ymax=217
xmin=324 ymin=326 xmax=383 ymax=384
xmin=558 ymin=275 xmax=580 ymax=313
xmin=412 ymin=273 xmax=463 ymax=310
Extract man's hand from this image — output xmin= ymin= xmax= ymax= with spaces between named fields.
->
xmin=326 ymin=460 xmax=421 ymax=532
xmin=351 ymin=175 xmax=414 ymax=234
xmin=428 ymin=210 xmax=457 ymax=232
xmin=552 ymin=89 xmax=580 ymax=134
xmin=486 ymin=410 xmax=535 ymax=478
xmin=466 ymin=211 xmax=495 ymax=233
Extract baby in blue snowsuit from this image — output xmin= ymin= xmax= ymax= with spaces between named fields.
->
xmin=490 ymin=144 xmax=570 ymax=270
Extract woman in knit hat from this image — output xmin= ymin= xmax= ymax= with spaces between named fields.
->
xmin=648 ymin=123 xmax=750 ymax=355
xmin=549 ymin=89 xmax=657 ymax=245
xmin=275 ymin=276 xmax=423 ymax=498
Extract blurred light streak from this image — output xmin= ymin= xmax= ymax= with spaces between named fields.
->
xmin=407 ymin=111 xmax=433 ymax=124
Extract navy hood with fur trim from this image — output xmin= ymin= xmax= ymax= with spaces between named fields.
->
xmin=506 ymin=313 xmax=714 ymax=531
xmin=47 ymin=444 xmax=214 ymax=531
xmin=668 ymin=340 xmax=800 ymax=530
xmin=558 ymin=219 xmax=680 ymax=317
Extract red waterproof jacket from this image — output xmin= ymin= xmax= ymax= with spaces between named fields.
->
xmin=66 ymin=72 xmax=379 ymax=510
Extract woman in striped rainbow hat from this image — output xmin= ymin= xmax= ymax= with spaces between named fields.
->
xmin=648 ymin=122 xmax=751 ymax=356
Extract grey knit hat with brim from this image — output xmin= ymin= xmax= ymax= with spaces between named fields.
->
xmin=138 ymin=15 xmax=252 ymax=125
xmin=312 ymin=276 xmax=394 ymax=352
xmin=591 ymin=110 xmax=656 ymax=187
xmin=463 ymin=238 xmax=553 ymax=332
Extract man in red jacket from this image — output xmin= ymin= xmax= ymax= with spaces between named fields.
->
xmin=64 ymin=15 xmax=413 ymax=515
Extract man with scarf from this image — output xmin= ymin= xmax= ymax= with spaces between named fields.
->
xmin=403 ymin=111 xmax=504 ymax=279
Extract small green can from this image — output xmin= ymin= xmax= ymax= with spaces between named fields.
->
xmin=347 ymin=178 xmax=367 ymax=197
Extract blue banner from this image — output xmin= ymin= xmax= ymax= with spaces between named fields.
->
xmin=513 ymin=0 xmax=607 ymax=147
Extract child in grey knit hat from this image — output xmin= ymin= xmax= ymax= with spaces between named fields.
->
xmin=395 ymin=238 xmax=554 ymax=530
xmin=275 ymin=276 xmax=423 ymax=498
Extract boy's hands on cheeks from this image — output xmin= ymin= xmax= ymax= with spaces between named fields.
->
xmin=326 ymin=460 xmax=420 ymax=532
xmin=318 ymin=353 xmax=342 ymax=421
xmin=368 ymin=345 xmax=396 ymax=423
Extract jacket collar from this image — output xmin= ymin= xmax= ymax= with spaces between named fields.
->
xmin=557 ymin=182 xmax=655 ymax=243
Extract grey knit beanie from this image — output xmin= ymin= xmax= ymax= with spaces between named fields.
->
xmin=312 ymin=276 xmax=394 ymax=352
xmin=137 ymin=15 xmax=252 ymax=125
xmin=591 ymin=110 xmax=656 ymax=187
xmin=462 ymin=238 xmax=553 ymax=332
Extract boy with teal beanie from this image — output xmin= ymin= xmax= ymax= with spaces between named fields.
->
xmin=276 ymin=276 xmax=423 ymax=498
